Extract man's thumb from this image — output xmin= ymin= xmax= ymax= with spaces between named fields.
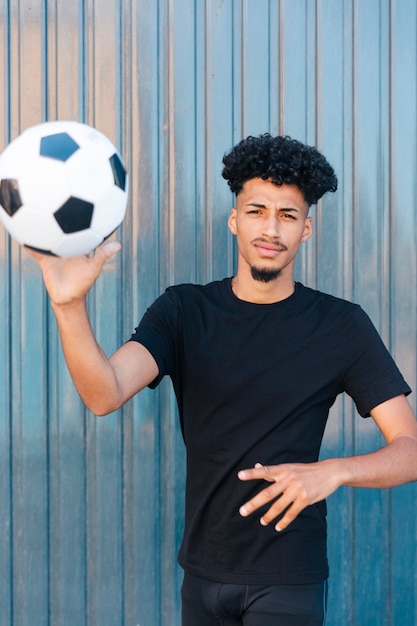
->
xmin=94 ymin=241 xmax=122 ymax=265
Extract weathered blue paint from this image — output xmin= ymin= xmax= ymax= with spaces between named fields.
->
xmin=0 ymin=1 xmax=417 ymax=624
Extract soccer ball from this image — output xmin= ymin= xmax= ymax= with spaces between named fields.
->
xmin=0 ymin=120 xmax=128 ymax=257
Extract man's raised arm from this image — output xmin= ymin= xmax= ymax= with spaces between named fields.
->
xmin=29 ymin=242 xmax=159 ymax=415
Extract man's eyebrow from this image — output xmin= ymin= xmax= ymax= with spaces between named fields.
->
xmin=245 ymin=203 xmax=301 ymax=212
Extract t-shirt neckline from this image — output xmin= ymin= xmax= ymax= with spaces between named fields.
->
xmin=225 ymin=277 xmax=301 ymax=308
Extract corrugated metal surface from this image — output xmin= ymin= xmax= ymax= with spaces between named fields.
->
xmin=1 ymin=1 xmax=417 ymax=624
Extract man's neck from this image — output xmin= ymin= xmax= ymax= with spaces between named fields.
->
xmin=231 ymin=273 xmax=296 ymax=304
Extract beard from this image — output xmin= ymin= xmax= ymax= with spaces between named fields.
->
xmin=250 ymin=266 xmax=282 ymax=283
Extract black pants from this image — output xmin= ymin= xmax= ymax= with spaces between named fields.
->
xmin=181 ymin=572 xmax=328 ymax=626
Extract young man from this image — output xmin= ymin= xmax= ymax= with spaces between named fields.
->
xmin=31 ymin=135 xmax=417 ymax=625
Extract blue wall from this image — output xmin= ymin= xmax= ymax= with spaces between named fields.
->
xmin=1 ymin=1 xmax=417 ymax=624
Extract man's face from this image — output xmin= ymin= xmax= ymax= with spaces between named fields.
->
xmin=227 ymin=178 xmax=312 ymax=282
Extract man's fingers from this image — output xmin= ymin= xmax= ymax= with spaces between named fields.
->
xmin=238 ymin=464 xmax=276 ymax=483
xmin=89 ymin=241 xmax=121 ymax=275
xmin=25 ymin=240 xmax=121 ymax=266
xmin=239 ymin=482 xmax=284 ymax=517
xmin=261 ymin=483 xmax=305 ymax=529
xmin=238 ymin=463 xmax=313 ymax=531
xmin=93 ymin=241 xmax=121 ymax=263
xmin=240 ymin=485 xmax=304 ymax=533
xmin=274 ymin=506 xmax=301 ymax=532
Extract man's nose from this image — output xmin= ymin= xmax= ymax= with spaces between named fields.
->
xmin=262 ymin=213 xmax=281 ymax=237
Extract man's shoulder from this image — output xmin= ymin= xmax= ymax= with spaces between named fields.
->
xmin=297 ymin=282 xmax=359 ymax=310
xmin=165 ymin=278 xmax=229 ymax=300
xmin=295 ymin=283 xmax=365 ymax=327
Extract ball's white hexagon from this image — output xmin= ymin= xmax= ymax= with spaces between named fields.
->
xmin=3 ymin=206 xmax=64 ymax=248
xmin=0 ymin=133 xmax=38 ymax=179
xmin=72 ymin=123 xmax=117 ymax=157
xmin=65 ymin=144 xmax=115 ymax=203
xmin=90 ymin=185 xmax=127 ymax=236
xmin=0 ymin=121 xmax=128 ymax=257
xmin=18 ymin=158 xmax=71 ymax=213
xmin=52 ymin=229 xmax=104 ymax=257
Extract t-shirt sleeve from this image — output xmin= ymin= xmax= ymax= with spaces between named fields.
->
xmin=128 ymin=288 xmax=180 ymax=389
xmin=343 ymin=306 xmax=411 ymax=417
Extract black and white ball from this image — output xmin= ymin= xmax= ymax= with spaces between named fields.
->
xmin=0 ymin=121 xmax=128 ymax=257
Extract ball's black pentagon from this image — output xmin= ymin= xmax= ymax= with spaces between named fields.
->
xmin=40 ymin=132 xmax=80 ymax=162
xmin=109 ymin=153 xmax=127 ymax=191
xmin=54 ymin=197 xmax=94 ymax=233
xmin=0 ymin=179 xmax=23 ymax=216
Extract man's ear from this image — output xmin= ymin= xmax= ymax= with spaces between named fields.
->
xmin=300 ymin=216 xmax=312 ymax=243
xmin=228 ymin=208 xmax=237 ymax=235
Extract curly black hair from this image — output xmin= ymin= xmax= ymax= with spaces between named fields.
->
xmin=222 ymin=134 xmax=337 ymax=206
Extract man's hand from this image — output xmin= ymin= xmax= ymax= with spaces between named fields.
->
xmin=238 ymin=460 xmax=342 ymax=532
xmin=238 ymin=397 xmax=417 ymax=533
xmin=26 ymin=240 xmax=121 ymax=305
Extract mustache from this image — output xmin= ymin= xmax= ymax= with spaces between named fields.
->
xmin=252 ymin=237 xmax=288 ymax=251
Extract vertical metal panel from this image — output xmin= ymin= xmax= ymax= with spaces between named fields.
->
xmin=0 ymin=6 xmax=12 ymax=625
xmin=352 ymin=2 xmax=390 ymax=621
xmin=1 ymin=1 xmax=417 ymax=624
xmin=46 ymin=4 xmax=90 ymax=623
xmin=388 ymin=1 xmax=417 ymax=622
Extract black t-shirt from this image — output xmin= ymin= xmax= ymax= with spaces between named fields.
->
xmin=130 ymin=279 xmax=411 ymax=584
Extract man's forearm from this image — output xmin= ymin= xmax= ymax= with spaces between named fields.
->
xmin=335 ymin=435 xmax=417 ymax=490
xmin=52 ymin=299 xmax=123 ymax=414
xmin=238 ymin=432 xmax=417 ymax=532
